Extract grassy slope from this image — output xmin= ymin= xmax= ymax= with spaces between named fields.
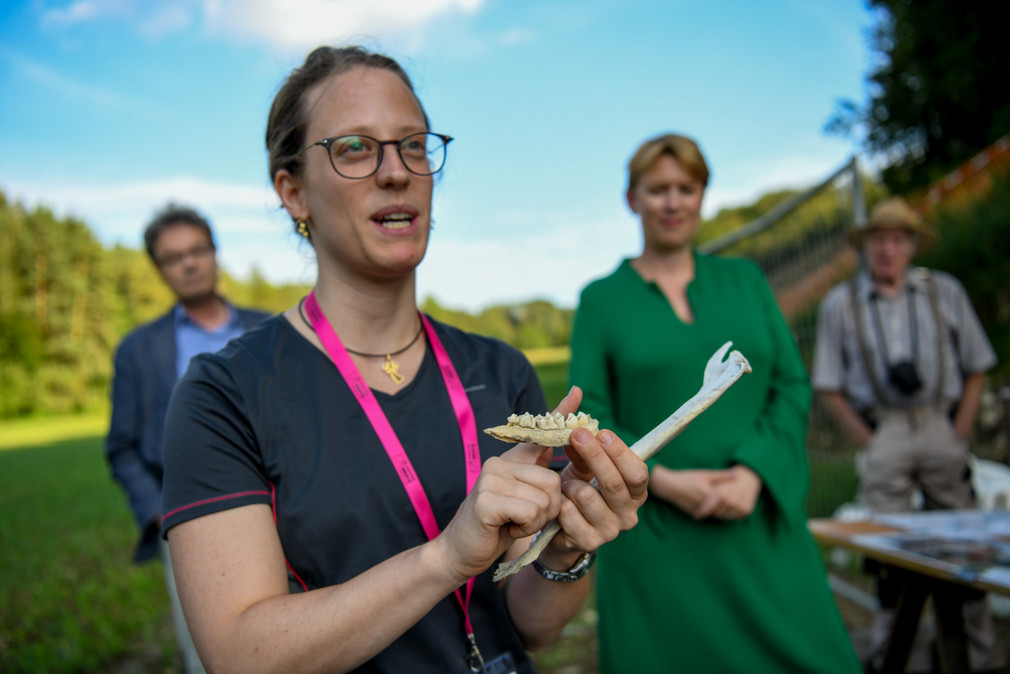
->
xmin=0 ymin=413 xmax=108 ymax=451
xmin=0 ymin=435 xmax=176 ymax=673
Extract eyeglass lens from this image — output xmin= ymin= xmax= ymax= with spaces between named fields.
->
xmin=327 ymin=133 xmax=448 ymax=178
xmin=158 ymin=245 xmax=214 ymax=268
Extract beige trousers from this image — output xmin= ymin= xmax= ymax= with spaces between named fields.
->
xmin=859 ymin=406 xmax=973 ymax=512
xmin=858 ymin=407 xmax=993 ymax=671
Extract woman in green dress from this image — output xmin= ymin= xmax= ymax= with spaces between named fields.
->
xmin=570 ymin=133 xmax=861 ymax=673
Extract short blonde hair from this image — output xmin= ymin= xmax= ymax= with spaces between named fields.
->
xmin=627 ymin=133 xmax=710 ymax=194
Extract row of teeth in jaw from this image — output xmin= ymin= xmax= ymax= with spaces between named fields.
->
xmin=505 ymin=411 xmax=595 ymax=430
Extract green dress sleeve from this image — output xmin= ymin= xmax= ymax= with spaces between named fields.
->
xmin=731 ymin=262 xmax=813 ymax=524
xmin=569 ymin=279 xmax=645 ymax=448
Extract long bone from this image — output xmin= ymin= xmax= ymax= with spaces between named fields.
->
xmin=491 ymin=341 xmax=752 ymax=581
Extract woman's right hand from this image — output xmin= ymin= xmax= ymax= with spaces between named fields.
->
xmin=435 ymin=387 xmax=590 ymax=582
xmin=649 ymin=465 xmax=735 ymax=518
xmin=437 ymin=440 xmax=565 ymax=583
xmin=436 ymin=385 xmax=648 ymax=583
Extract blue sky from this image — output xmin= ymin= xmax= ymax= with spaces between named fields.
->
xmin=0 ymin=0 xmax=876 ymax=311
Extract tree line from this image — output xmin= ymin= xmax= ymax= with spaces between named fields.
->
xmin=0 ymin=182 xmax=823 ymax=420
xmin=4 ymin=163 xmax=1008 ymax=420
xmin=0 ymin=191 xmax=577 ymax=419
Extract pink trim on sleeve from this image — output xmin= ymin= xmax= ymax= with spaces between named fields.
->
xmin=161 ymin=490 xmax=271 ymax=524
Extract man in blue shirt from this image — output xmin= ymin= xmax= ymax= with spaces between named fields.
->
xmin=105 ymin=203 xmax=269 ymax=673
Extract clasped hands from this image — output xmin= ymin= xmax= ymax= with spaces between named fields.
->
xmin=652 ymin=463 xmax=762 ymax=521
xmin=439 ymin=387 xmax=649 ymax=582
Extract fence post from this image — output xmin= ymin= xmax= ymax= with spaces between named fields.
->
xmin=850 ymin=155 xmax=865 ymax=228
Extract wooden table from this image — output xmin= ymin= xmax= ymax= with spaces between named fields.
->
xmin=810 ymin=513 xmax=1010 ymax=674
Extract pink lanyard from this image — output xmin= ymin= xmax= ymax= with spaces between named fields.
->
xmin=303 ymin=291 xmax=485 ymax=663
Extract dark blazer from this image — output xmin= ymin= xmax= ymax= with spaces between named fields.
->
xmin=105 ymin=304 xmax=269 ymax=562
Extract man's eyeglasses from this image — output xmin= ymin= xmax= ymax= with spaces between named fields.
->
xmin=303 ymin=132 xmax=453 ymax=180
xmin=157 ymin=245 xmax=215 ymax=269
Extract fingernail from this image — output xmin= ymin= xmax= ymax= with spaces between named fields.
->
xmin=599 ymin=430 xmax=613 ymax=447
xmin=572 ymin=428 xmax=588 ymax=444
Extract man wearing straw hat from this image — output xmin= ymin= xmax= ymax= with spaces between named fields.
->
xmin=812 ymin=196 xmax=997 ymax=671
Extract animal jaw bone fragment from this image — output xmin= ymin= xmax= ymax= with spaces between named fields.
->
xmin=484 ymin=412 xmax=600 ymax=446
xmin=490 ymin=341 xmax=752 ymax=582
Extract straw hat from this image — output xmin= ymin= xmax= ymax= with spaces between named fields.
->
xmin=848 ymin=196 xmax=938 ymax=252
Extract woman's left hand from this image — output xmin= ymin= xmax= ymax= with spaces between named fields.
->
xmin=691 ymin=464 xmax=762 ymax=521
xmin=540 ymin=416 xmax=650 ymax=563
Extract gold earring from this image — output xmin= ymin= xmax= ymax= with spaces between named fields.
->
xmin=295 ymin=219 xmax=310 ymax=238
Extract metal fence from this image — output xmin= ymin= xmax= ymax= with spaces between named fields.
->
xmin=701 ymin=156 xmax=866 ymax=517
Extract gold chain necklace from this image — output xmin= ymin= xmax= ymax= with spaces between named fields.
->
xmin=298 ymin=298 xmax=423 ymax=385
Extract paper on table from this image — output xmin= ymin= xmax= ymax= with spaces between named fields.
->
xmin=873 ymin=509 xmax=1010 ymax=538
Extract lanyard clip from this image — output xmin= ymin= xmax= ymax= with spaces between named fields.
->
xmin=466 ymin=632 xmax=485 ymax=673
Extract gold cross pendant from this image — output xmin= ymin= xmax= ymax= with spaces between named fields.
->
xmin=381 ymin=354 xmax=405 ymax=385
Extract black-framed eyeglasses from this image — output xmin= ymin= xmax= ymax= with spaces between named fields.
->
xmin=303 ymin=132 xmax=453 ymax=179
xmin=156 ymin=244 xmax=215 ymax=269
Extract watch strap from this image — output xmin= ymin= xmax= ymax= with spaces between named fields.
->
xmin=532 ymin=551 xmax=596 ymax=582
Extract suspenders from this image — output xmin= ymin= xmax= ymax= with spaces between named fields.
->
xmin=848 ymin=269 xmax=947 ymax=407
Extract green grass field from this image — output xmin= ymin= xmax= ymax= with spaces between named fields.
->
xmin=0 ymin=418 xmax=598 ymax=673
xmin=533 ymin=359 xmax=570 ymax=410
xmin=0 ymin=432 xmax=177 ymax=673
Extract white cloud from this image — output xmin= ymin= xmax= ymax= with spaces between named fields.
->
xmin=419 ymin=213 xmax=640 ymax=311
xmin=7 ymin=175 xmax=270 ymax=213
xmin=3 ymin=176 xmax=275 ymax=242
xmin=4 ymin=174 xmax=308 ymax=283
xmin=0 ymin=43 xmax=149 ymax=110
xmin=497 ymin=27 xmax=536 ymax=46
xmin=138 ymin=4 xmax=196 ymax=39
xmin=33 ymin=0 xmax=487 ymax=53
xmin=201 ymin=0 xmax=486 ymax=53
xmin=217 ymin=218 xmax=319 ymax=285
xmin=40 ymin=0 xmax=107 ymax=27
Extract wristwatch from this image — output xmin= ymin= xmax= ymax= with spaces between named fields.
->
xmin=532 ymin=550 xmax=597 ymax=582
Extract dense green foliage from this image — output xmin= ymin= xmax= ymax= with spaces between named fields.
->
xmin=697 ymin=189 xmax=798 ymax=244
xmin=0 ymin=195 xmax=120 ymax=417
xmin=421 ymin=297 xmax=574 ymax=352
xmin=828 ymin=1 xmax=1010 ymax=193
xmin=916 ymin=171 xmax=1010 ymax=379
xmin=699 ymin=177 xmax=887 ymax=262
